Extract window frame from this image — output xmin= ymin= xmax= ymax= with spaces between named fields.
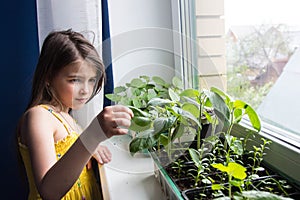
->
xmin=171 ymin=0 xmax=198 ymax=89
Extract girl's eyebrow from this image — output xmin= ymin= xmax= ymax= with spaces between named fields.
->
xmin=67 ymin=74 xmax=98 ymax=79
xmin=67 ymin=75 xmax=81 ymax=78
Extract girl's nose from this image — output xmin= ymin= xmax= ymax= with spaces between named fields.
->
xmin=80 ymin=82 xmax=89 ymax=94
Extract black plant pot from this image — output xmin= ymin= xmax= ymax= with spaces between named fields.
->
xmin=182 ymin=187 xmax=222 ymax=200
xmin=181 ymin=174 xmax=300 ymax=200
xmin=151 ymin=147 xmax=300 ymax=200
xmin=150 ymin=123 xmax=300 ymax=200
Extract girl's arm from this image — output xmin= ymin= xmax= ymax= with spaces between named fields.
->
xmin=23 ymin=105 xmax=133 ymax=200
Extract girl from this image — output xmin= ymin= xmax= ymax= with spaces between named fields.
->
xmin=17 ymin=29 xmax=133 ymax=200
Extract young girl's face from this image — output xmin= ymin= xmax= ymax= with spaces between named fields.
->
xmin=51 ymin=59 xmax=98 ymax=111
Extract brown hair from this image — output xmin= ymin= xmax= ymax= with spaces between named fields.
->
xmin=27 ymin=29 xmax=105 ymax=110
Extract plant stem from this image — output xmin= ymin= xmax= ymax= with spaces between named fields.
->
xmin=157 ymin=139 xmax=161 ymax=153
xmin=224 ymin=109 xmax=235 ymax=152
xmin=197 ymin=94 xmax=204 ymax=150
xmin=168 ymin=128 xmax=171 ymax=157
xmin=197 ymin=128 xmax=201 ymax=150
xmin=228 ymin=175 xmax=232 ymax=198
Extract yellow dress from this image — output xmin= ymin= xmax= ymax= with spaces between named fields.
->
xmin=18 ymin=105 xmax=102 ymax=200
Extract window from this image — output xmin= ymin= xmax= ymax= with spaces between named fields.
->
xmin=189 ymin=0 xmax=300 ymax=146
xmin=189 ymin=0 xmax=300 ymax=184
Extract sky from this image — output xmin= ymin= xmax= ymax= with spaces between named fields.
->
xmin=224 ymin=0 xmax=300 ymax=30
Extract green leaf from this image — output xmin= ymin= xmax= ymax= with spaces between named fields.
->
xmin=211 ymin=163 xmax=228 ymax=172
xmin=229 ymin=179 xmax=243 ymax=187
xmin=127 ymin=106 xmax=150 ymax=117
xmin=129 ymin=137 xmax=149 ymax=155
xmin=205 ymin=90 xmax=230 ymax=127
xmin=232 ymin=138 xmax=243 ymax=155
xmin=210 ymin=87 xmax=232 ymax=105
xmin=227 ymin=162 xmax=247 ymax=180
xmin=189 ymin=149 xmax=201 ymax=168
xmin=245 ymin=104 xmax=261 ymax=132
xmin=129 ymin=119 xmax=151 ymax=132
xmin=180 ymin=88 xmax=200 ymax=98
xmin=172 ymin=76 xmax=183 ymax=89
xmin=145 ymin=83 xmax=155 ymax=90
xmin=132 ymin=98 xmax=144 ymax=108
xmin=132 ymin=116 xmax=152 ymax=127
xmin=105 ymin=94 xmax=121 ymax=102
xmin=120 ymin=97 xmax=132 ymax=106
xmin=165 ymin=116 xmax=177 ymax=130
xmin=233 ymin=108 xmax=243 ymax=123
xmin=211 ymin=184 xmax=223 ymax=190
xmin=114 ymin=86 xmax=127 ymax=93
xmin=159 ymin=134 xmax=169 ymax=146
xmin=153 ymin=118 xmax=168 ymax=133
xmin=152 ymin=76 xmax=167 ymax=86
xmin=132 ymin=88 xmax=142 ymax=96
xmin=147 ymin=90 xmax=157 ymax=101
xmin=140 ymin=75 xmax=150 ymax=82
xmin=129 ymin=130 xmax=157 ymax=155
xmin=212 ymin=162 xmax=247 ymax=180
xmin=225 ymin=135 xmax=243 ymax=155
xmin=169 ymin=88 xmax=180 ymax=102
xmin=233 ymin=100 xmax=261 ymax=131
xmin=130 ymin=78 xmax=145 ymax=88
xmin=148 ymin=98 xmax=173 ymax=106
xmin=182 ymin=103 xmax=200 ymax=118
xmin=171 ymin=122 xmax=185 ymax=140
xmin=181 ymin=96 xmax=200 ymax=107
xmin=181 ymin=109 xmax=201 ymax=128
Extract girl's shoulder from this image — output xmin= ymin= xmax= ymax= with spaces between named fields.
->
xmin=19 ymin=105 xmax=57 ymax=146
xmin=24 ymin=105 xmax=53 ymax=120
xmin=22 ymin=105 xmax=60 ymax=133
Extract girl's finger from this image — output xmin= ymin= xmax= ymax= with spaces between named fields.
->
xmin=86 ymin=159 xmax=92 ymax=170
xmin=111 ymin=105 xmax=134 ymax=117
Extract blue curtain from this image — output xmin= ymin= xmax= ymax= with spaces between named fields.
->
xmin=102 ymin=0 xmax=114 ymax=107
xmin=0 ymin=0 xmax=39 ymax=198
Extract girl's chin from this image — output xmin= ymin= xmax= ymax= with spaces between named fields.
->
xmin=71 ymin=104 xmax=85 ymax=110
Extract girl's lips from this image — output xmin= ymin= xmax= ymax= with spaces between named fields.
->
xmin=76 ymin=98 xmax=88 ymax=103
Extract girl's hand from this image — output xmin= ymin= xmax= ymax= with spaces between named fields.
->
xmin=86 ymin=145 xmax=112 ymax=169
xmin=97 ymin=105 xmax=134 ymax=138
xmin=92 ymin=145 xmax=112 ymax=165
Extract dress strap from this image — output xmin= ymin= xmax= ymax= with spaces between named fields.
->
xmin=39 ymin=105 xmax=73 ymax=135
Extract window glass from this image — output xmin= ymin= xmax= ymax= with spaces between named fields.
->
xmin=191 ymin=0 xmax=300 ymax=146
xmin=224 ymin=0 xmax=300 ymax=144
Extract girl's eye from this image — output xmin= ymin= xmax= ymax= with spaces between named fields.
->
xmin=89 ymin=78 xmax=97 ymax=84
xmin=70 ymin=79 xmax=81 ymax=83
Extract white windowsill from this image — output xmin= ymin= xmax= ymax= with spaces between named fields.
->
xmin=99 ymin=135 xmax=166 ymax=200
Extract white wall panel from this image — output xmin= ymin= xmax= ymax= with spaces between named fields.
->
xmin=109 ymin=0 xmax=176 ymax=86
xmin=196 ymin=18 xmax=225 ymax=36
xmin=198 ymin=37 xmax=226 ymax=56
xmin=196 ymin=0 xmax=224 ymax=16
xmin=198 ymin=56 xmax=226 ymax=75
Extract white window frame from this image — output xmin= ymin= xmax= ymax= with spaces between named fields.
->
xmin=171 ymin=0 xmax=198 ymax=89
